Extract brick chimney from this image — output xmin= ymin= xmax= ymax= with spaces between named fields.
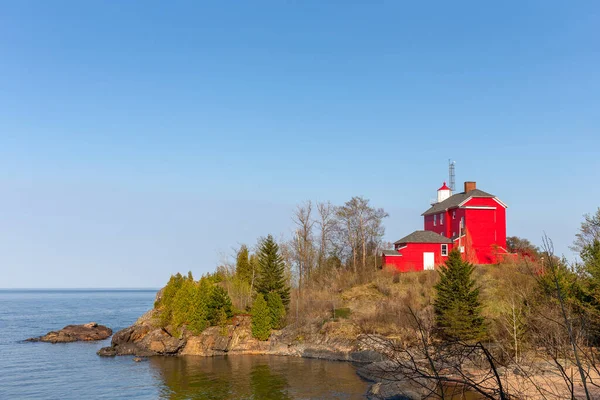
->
xmin=464 ymin=181 xmax=476 ymax=193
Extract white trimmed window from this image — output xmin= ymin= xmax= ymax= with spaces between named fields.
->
xmin=433 ymin=215 xmax=437 ymax=226
xmin=452 ymin=211 xmax=456 ymax=219
xmin=440 ymin=213 xmax=444 ymax=225
xmin=441 ymin=244 xmax=448 ymax=256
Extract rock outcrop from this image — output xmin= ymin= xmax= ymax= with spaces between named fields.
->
xmin=97 ymin=311 xmax=380 ymax=363
xmin=27 ymin=322 xmax=112 ymax=343
xmin=97 ymin=310 xmax=184 ymax=357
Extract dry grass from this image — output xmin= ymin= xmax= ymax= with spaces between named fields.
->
xmin=288 ymin=260 xmax=541 ymax=345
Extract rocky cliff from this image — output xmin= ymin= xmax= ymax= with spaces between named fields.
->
xmin=98 ymin=308 xmax=381 ymax=363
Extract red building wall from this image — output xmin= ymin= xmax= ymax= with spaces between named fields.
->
xmin=422 ymin=197 xmax=507 ymax=265
xmin=383 ymin=242 xmax=451 ymax=272
xmin=460 ymin=197 xmax=507 ymax=264
xmin=423 ymin=211 xmax=451 ymax=238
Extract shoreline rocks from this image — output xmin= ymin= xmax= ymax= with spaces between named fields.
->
xmin=97 ymin=312 xmax=383 ymax=364
xmin=27 ymin=322 xmax=112 ymax=343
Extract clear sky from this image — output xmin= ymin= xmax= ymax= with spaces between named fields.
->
xmin=1 ymin=1 xmax=599 ymax=288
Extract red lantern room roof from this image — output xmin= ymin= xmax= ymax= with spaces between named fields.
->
xmin=438 ymin=182 xmax=451 ymax=191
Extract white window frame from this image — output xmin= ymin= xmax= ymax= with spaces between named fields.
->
xmin=441 ymin=244 xmax=448 ymax=256
xmin=440 ymin=213 xmax=444 ymax=225
xmin=433 ymin=215 xmax=437 ymax=226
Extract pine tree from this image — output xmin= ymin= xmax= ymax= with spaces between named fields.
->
xmin=434 ymin=249 xmax=486 ymax=341
xmin=255 ymin=235 xmax=290 ymax=307
xmin=266 ymin=292 xmax=286 ymax=329
xmin=251 ymin=293 xmax=272 ymax=340
xmin=236 ymin=245 xmax=253 ymax=284
xmin=156 ymin=273 xmax=184 ymax=327
xmin=188 ymin=278 xmax=211 ymax=334
xmin=172 ymin=277 xmax=196 ymax=329
xmin=207 ymin=285 xmax=234 ymax=325
xmin=580 ymin=240 xmax=600 ymax=331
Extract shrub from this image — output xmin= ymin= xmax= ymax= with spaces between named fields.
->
xmin=216 ymin=308 xmax=229 ymax=336
xmin=334 ymin=307 xmax=352 ymax=319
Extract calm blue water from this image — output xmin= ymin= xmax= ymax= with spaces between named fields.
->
xmin=0 ymin=290 xmax=369 ymax=399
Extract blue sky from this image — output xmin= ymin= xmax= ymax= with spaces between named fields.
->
xmin=1 ymin=1 xmax=598 ymax=288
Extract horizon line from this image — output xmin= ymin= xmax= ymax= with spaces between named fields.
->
xmin=0 ymin=287 xmax=160 ymax=291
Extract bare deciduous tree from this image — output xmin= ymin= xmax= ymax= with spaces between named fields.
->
xmin=316 ymin=201 xmax=335 ymax=270
xmin=572 ymin=208 xmax=600 ymax=254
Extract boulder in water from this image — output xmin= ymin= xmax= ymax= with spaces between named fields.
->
xmin=27 ymin=323 xmax=112 ymax=343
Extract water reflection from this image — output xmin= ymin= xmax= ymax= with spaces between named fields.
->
xmin=149 ymin=355 xmax=369 ymax=399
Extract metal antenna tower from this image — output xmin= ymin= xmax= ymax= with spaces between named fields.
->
xmin=448 ymin=159 xmax=456 ymax=192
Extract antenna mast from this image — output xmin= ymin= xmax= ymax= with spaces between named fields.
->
xmin=448 ymin=159 xmax=456 ymax=192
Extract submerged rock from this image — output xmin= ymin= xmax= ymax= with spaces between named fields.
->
xmin=27 ymin=322 xmax=112 ymax=343
xmin=358 ymin=361 xmax=434 ymax=400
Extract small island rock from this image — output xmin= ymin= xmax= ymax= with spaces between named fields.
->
xmin=27 ymin=323 xmax=112 ymax=343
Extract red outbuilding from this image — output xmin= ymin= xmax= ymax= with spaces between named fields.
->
xmin=383 ymin=181 xmax=509 ymax=272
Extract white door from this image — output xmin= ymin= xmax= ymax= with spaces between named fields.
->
xmin=423 ymin=252 xmax=435 ymax=270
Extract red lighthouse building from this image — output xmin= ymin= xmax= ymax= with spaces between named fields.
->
xmin=382 ymin=181 xmax=509 ymax=272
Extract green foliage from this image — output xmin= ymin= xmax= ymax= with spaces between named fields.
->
xmin=236 ymin=245 xmax=253 ymax=284
xmin=156 ymin=273 xmax=184 ymax=327
xmin=208 ymin=285 xmax=234 ymax=325
xmin=266 ymin=292 xmax=286 ymax=329
xmin=434 ymin=250 xmax=487 ymax=341
xmin=171 ymin=277 xmax=196 ymax=329
xmin=537 ymin=256 xmax=581 ymax=301
xmin=577 ymin=240 xmax=600 ymax=335
xmin=255 ymin=235 xmax=291 ymax=307
xmin=506 ymin=236 xmax=540 ymax=258
xmin=581 ymin=240 xmax=600 ymax=282
xmin=154 ymin=273 xmax=235 ymax=335
xmin=216 ymin=307 xmax=229 ymax=336
xmin=187 ymin=278 xmax=211 ymax=334
xmin=251 ymin=293 xmax=272 ymax=340
xmin=334 ymin=307 xmax=352 ymax=319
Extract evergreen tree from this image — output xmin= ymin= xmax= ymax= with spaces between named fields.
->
xmin=188 ymin=278 xmax=211 ymax=334
xmin=172 ymin=277 xmax=196 ymax=329
xmin=207 ymin=285 xmax=234 ymax=325
xmin=579 ymin=240 xmax=600 ymax=333
xmin=251 ymin=293 xmax=272 ymax=340
xmin=266 ymin=292 xmax=286 ymax=329
xmin=434 ymin=250 xmax=486 ymax=341
xmin=236 ymin=245 xmax=253 ymax=284
xmin=255 ymin=235 xmax=290 ymax=307
xmin=156 ymin=273 xmax=184 ymax=327
xmin=216 ymin=308 xmax=229 ymax=336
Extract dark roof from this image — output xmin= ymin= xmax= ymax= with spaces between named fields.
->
xmin=421 ymin=189 xmax=496 ymax=216
xmin=394 ymin=230 xmax=452 ymax=245
xmin=382 ymin=249 xmax=401 ymax=256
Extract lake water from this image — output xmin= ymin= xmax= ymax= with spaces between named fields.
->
xmin=0 ymin=290 xmax=369 ymax=399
